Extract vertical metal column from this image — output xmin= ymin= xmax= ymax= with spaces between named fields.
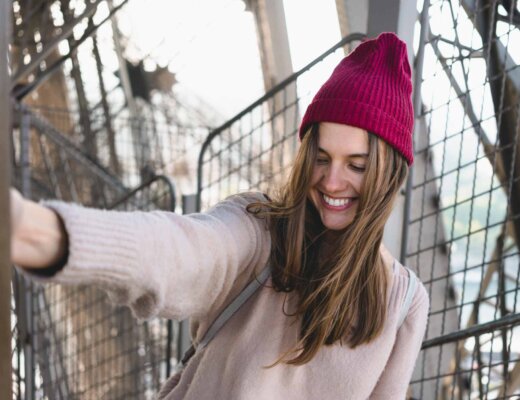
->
xmin=400 ymin=0 xmax=430 ymax=262
xmin=177 ymin=194 xmax=198 ymax=365
xmin=20 ymin=112 xmax=31 ymax=196
xmin=0 ymin=0 xmax=13 ymax=398
xmin=18 ymin=111 xmax=35 ymax=400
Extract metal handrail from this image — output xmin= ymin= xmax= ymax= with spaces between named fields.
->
xmin=15 ymin=103 xmax=128 ymax=194
xmin=421 ymin=313 xmax=520 ymax=349
xmin=107 ymin=174 xmax=177 ymax=211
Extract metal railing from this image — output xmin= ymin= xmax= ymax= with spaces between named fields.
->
xmin=6 ymin=0 xmax=520 ymax=398
xmin=405 ymin=0 xmax=520 ymax=398
xmin=10 ymin=107 xmax=180 ymax=399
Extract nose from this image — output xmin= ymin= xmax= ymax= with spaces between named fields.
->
xmin=321 ymin=163 xmax=346 ymax=193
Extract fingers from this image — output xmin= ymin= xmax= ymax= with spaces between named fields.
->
xmin=10 ymin=187 xmax=25 ymax=235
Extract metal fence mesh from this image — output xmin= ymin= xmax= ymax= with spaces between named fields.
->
xmin=11 ymin=107 xmax=179 ymax=399
xmin=8 ymin=0 xmax=520 ymax=398
xmin=405 ymin=0 xmax=520 ymax=398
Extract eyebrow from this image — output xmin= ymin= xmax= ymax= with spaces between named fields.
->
xmin=318 ymin=147 xmax=369 ymax=158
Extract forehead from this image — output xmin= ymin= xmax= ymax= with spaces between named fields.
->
xmin=317 ymin=122 xmax=369 ymax=155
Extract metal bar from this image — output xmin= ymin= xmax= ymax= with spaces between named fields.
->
xmin=10 ymin=0 xmax=103 ymax=87
xmin=166 ymin=320 xmax=174 ymax=377
xmin=12 ymin=0 xmax=130 ymax=100
xmin=0 ymin=0 xmax=12 ymax=398
xmin=19 ymin=104 xmax=127 ymax=193
xmin=108 ymin=0 xmax=138 ymax=117
xmin=107 ymin=175 xmax=176 ymax=210
xmin=20 ymin=112 xmax=31 ymax=196
xmin=178 ymin=194 xmax=198 ymax=364
xmin=58 ymin=149 xmax=80 ymax=202
xmin=475 ymin=301 xmax=484 ymax=399
xmin=34 ymin=287 xmax=70 ymax=399
xmin=17 ymin=111 xmax=35 ymax=400
xmin=428 ymin=34 xmax=507 ymax=184
xmin=400 ymin=0 xmax=430 ymax=263
xmin=36 ymin=133 xmax=63 ymax=200
xmin=90 ymin=22 xmax=120 ymax=175
xmin=63 ymin=16 xmax=95 ymax=161
xmin=421 ymin=312 xmax=520 ymax=349
xmin=460 ymin=0 xmax=520 ymax=92
xmin=107 ymin=0 xmax=149 ymax=177
xmin=501 ymin=359 xmax=520 ymax=397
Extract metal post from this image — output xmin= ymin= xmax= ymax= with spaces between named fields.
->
xmin=17 ymin=110 xmax=35 ymax=400
xmin=107 ymin=0 xmax=150 ymax=178
xmin=20 ymin=112 xmax=31 ymax=196
xmin=0 ymin=0 xmax=13 ymax=398
xmin=177 ymin=195 xmax=198 ymax=365
xmin=400 ymin=0 xmax=430 ymax=263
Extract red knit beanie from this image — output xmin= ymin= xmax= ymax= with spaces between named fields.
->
xmin=299 ymin=32 xmax=414 ymax=165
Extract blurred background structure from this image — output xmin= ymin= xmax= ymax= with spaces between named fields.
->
xmin=2 ymin=0 xmax=520 ymax=398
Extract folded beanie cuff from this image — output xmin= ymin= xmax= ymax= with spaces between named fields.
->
xmin=301 ymin=98 xmax=414 ymax=165
xmin=298 ymin=33 xmax=414 ymax=166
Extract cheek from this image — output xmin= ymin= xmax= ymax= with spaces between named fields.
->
xmin=351 ymin=174 xmax=365 ymax=193
xmin=310 ymin=166 xmax=323 ymax=186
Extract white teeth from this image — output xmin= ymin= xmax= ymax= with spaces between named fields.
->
xmin=323 ymin=194 xmax=351 ymax=207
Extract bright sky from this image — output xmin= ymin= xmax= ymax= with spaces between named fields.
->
xmin=117 ymin=0 xmax=341 ymax=119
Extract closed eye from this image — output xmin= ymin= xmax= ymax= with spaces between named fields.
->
xmin=316 ymin=157 xmax=329 ymax=165
xmin=350 ymin=164 xmax=366 ymax=173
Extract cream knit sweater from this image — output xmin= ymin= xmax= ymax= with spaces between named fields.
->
xmin=26 ymin=192 xmax=429 ymax=400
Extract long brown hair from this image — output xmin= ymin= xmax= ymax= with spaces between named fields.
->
xmin=247 ymin=123 xmax=409 ymax=365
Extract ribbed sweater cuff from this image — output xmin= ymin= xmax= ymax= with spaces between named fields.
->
xmin=21 ymin=201 xmax=140 ymax=289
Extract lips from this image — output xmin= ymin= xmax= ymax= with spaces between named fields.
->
xmin=320 ymin=192 xmax=356 ymax=211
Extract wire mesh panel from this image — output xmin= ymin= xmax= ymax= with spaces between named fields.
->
xmin=15 ymin=104 xmax=210 ymax=197
xmin=8 ymin=0 xmax=214 ymax=398
xmin=9 ymin=0 xmax=211 ymax=196
xmin=407 ymin=0 xmax=520 ymax=398
xmin=196 ymin=33 xmax=366 ymax=210
xmin=10 ymin=111 xmax=179 ymax=399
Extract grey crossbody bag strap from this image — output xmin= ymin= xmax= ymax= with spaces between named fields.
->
xmin=181 ymin=264 xmax=271 ymax=366
xmin=181 ymin=260 xmax=417 ymax=367
xmin=397 ymin=266 xmax=418 ymax=329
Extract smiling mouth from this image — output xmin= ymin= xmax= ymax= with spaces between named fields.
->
xmin=321 ymin=193 xmax=356 ymax=208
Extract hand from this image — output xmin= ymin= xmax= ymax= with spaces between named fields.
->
xmin=10 ymin=188 xmax=25 ymax=236
xmin=10 ymin=188 xmax=68 ymax=269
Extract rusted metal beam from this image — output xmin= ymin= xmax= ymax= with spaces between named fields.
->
xmin=500 ymin=359 xmax=520 ymax=397
xmin=10 ymin=0 xmax=103 ymax=88
xmin=0 ymin=0 xmax=13 ymax=398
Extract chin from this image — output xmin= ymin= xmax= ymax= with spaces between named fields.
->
xmin=320 ymin=215 xmax=354 ymax=231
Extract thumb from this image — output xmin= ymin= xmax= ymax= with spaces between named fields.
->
xmin=10 ymin=188 xmax=25 ymax=235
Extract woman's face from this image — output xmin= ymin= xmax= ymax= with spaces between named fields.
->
xmin=308 ymin=122 xmax=369 ymax=231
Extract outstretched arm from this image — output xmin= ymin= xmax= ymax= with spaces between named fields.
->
xmin=11 ymin=191 xmax=270 ymax=322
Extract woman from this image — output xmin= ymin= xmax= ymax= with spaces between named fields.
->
xmin=11 ymin=32 xmax=429 ymax=399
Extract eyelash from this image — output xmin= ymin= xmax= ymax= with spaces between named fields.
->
xmin=315 ymin=158 xmax=366 ymax=173
xmin=350 ymin=165 xmax=366 ymax=173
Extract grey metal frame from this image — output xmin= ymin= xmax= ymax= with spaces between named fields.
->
xmin=1 ymin=1 xmax=13 ymax=399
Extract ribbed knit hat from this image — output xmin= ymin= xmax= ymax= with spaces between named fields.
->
xmin=299 ymin=32 xmax=414 ymax=165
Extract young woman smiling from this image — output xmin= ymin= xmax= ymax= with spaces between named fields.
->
xmin=11 ymin=32 xmax=429 ymax=399
xmin=309 ymin=122 xmax=368 ymax=231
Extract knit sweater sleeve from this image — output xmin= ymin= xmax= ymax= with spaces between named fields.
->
xmin=369 ymin=281 xmax=429 ymax=400
xmin=19 ymin=192 xmax=271 ymax=321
